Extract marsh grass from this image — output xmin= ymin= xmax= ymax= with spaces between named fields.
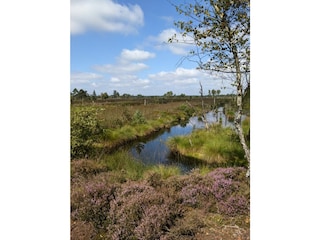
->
xmin=99 ymin=151 xmax=147 ymax=181
xmin=145 ymin=164 xmax=181 ymax=180
xmin=167 ymin=124 xmax=247 ymax=167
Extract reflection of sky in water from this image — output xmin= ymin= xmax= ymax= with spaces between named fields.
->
xmin=130 ymin=108 xmax=245 ymax=172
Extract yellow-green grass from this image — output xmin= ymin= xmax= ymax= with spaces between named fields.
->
xmin=167 ymin=124 xmax=247 ymax=167
xmin=144 ymin=164 xmax=182 ymax=180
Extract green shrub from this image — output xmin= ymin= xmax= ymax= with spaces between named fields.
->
xmin=71 ymin=107 xmax=103 ymax=159
xmin=177 ymin=103 xmax=195 ymax=117
xmin=132 ymin=110 xmax=146 ymax=125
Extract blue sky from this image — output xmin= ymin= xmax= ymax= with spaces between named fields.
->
xmin=70 ymin=0 xmax=230 ymax=96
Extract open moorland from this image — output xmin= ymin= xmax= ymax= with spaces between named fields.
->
xmin=71 ymin=95 xmax=250 ymax=240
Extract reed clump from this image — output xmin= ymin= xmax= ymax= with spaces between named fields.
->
xmin=167 ymin=123 xmax=248 ymax=167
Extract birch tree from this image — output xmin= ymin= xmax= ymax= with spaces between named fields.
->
xmin=169 ymin=0 xmax=250 ymax=176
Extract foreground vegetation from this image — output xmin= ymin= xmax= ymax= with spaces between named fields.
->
xmin=71 ymin=151 xmax=250 ymax=240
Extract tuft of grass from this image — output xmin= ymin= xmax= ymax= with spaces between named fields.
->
xmin=145 ymin=164 xmax=181 ymax=180
xmin=192 ymin=165 xmax=213 ymax=176
xmin=167 ymin=124 xmax=247 ymax=167
xmin=100 ymin=151 xmax=147 ymax=181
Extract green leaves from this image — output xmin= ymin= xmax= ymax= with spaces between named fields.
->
xmin=71 ymin=107 xmax=103 ymax=159
xmin=169 ymin=0 xmax=250 ymax=74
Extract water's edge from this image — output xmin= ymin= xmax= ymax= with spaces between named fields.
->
xmin=128 ymin=108 xmax=240 ymax=173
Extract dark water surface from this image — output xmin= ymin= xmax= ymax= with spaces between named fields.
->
xmin=129 ymin=107 xmax=241 ymax=172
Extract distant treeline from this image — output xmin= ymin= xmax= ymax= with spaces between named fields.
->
xmin=70 ymin=88 xmax=237 ymax=106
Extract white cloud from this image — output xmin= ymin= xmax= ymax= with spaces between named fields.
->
xmin=160 ymin=16 xmax=174 ymax=24
xmin=147 ymin=67 xmax=228 ymax=95
xmin=94 ymin=48 xmax=155 ymax=74
xmin=94 ymin=62 xmax=148 ymax=74
xmin=91 ymin=48 xmax=155 ymax=94
xmin=70 ymin=72 xmax=103 ymax=83
xmin=149 ymin=28 xmax=194 ymax=55
xmin=71 ymin=0 xmax=144 ymax=34
xmin=110 ymin=77 xmax=120 ymax=83
xmin=149 ymin=67 xmax=208 ymax=84
xmin=108 ymin=74 xmax=150 ymax=92
xmin=120 ymin=49 xmax=155 ymax=62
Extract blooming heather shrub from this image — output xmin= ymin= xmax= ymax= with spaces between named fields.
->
xmin=161 ymin=209 xmax=206 ymax=240
xmin=71 ymin=167 xmax=249 ymax=240
xmin=71 ymin=175 xmax=117 ymax=229
xmin=134 ymin=205 xmax=171 ymax=239
xmin=210 ymin=174 xmax=237 ymax=201
xmin=71 ymin=159 xmax=108 ymax=180
xmin=71 ymin=221 xmax=97 ymax=240
xmin=217 ymin=195 xmax=249 ymax=216
xmin=207 ymin=167 xmax=246 ymax=180
xmin=179 ymin=167 xmax=249 ymax=215
xmin=145 ymin=172 xmax=163 ymax=188
xmin=180 ymin=183 xmax=213 ymax=207
xmin=107 ymin=182 xmax=182 ymax=240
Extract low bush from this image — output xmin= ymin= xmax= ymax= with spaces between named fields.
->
xmin=71 ymin=174 xmax=118 ymax=229
xmin=71 ymin=162 xmax=249 ymax=239
xmin=71 ymin=221 xmax=97 ymax=240
xmin=178 ymin=167 xmax=249 ymax=216
xmin=71 ymin=159 xmax=108 ymax=181
xmin=71 ymin=107 xmax=103 ymax=159
xmin=107 ymin=182 xmax=183 ymax=240
xmin=132 ymin=110 xmax=146 ymax=125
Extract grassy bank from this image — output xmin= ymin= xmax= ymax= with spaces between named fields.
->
xmin=71 ymin=100 xmax=208 ymax=159
xmin=167 ymin=118 xmax=250 ymax=168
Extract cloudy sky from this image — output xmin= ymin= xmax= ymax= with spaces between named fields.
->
xmin=70 ymin=0 xmax=231 ymax=96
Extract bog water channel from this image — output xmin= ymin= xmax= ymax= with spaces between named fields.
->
xmin=127 ymin=107 xmax=244 ymax=173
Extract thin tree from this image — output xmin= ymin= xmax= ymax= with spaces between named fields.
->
xmin=169 ymin=0 xmax=250 ymax=176
xmin=199 ymin=81 xmax=209 ymax=129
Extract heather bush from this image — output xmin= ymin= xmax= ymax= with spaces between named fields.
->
xmin=71 ymin=221 xmax=97 ymax=240
xmin=145 ymin=171 xmax=163 ymax=188
xmin=107 ymin=182 xmax=182 ymax=240
xmin=71 ymin=175 xmax=117 ymax=229
xmin=217 ymin=195 xmax=249 ymax=216
xmin=178 ymin=167 xmax=249 ymax=216
xmin=71 ymin=159 xmax=108 ymax=180
xmin=163 ymin=209 xmax=206 ymax=239
xmin=71 ymin=162 xmax=249 ymax=239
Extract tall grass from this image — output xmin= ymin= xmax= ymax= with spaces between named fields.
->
xmin=167 ymin=124 xmax=247 ymax=167
xmin=145 ymin=164 xmax=181 ymax=179
xmin=99 ymin=151 xmax=147 ymax=181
